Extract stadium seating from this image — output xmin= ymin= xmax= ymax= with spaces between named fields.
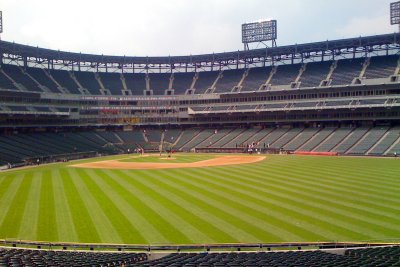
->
xmin=124 ymin=73 xmax=147 ymax=95
xmin=299 ymin=61 xmax=332 ymax=87
xmin=163 ymin=129 xmax=182 ymax=145
xmin=172 ymin=72 xmax=194 ymax=95
xmin=368 ymin=126 xmax=400 ymax=155
xmin=243 ymin=128 xmax=275 ymax=148
xmin=49 ymin=69 xmax=82 ymax=94
xmin=196 ymin=128 xmax=233 ymax=148
xmin=0 ymin=54 xmax=397 ymax=96
xmin=0 ymin=125 xmax=399 ymax=166
xmin=193 ymin=71 xmax=219 ymax=94
xmin=0 ymin=246 xmax=399 ymax=266
xmin=270 ymin=128 xmax=302 ymax=149
xmin=1 ymin=64 xmax=42 ymax=92
xmin=346 ymin=245 xmax=400 ymax=261
xmin=330 ymin=58 xmax=364 ymax=85
xmin=0 ymin=248 xmax=147 ymax=267
xmin=283 ymin=128 xmax=320 ymax=151
xmin=387 ymin=137 xmax=400 ymax=156
xmin=223 ymin=128 xmax=261 ymax=148
xmin=149 ymin=73 xmax=171 ymax=95
xmin=99 ymin=72 xmax=124 ymax=95
xmin=347 ymin=127 xmax=388 ymax=155
xmin=211 ymin=128 xmax=245 ymax=147
xmin=173 ymin=128 xmax=202 ymax=150
xmin=298 ymin=128 xmax=336 ymax=151
xmin=332 ymin=127 xmax=370 ymax=153
xmin=364 ymin=55 xmax=398 ymax=79
xmin=270 ymin=64 xmax=301 ymax=86
xmin=134 ymin=246 xmax=400 ymax=266
xmin=313 ymin=128 xmax=354 ymax=152
xmin=240 ymin=67 xmax=271 ymax=91
xmin=214 ymin=69 xmax=244 ymax=93
xmin=0 ymin=67 xmax=18 ymax=90
xmin=180 ymin=129 xmax=215 ymax=150
xmin=25 ymin=67 xmax=60 ymax=93
xmin=74 ymin=71 xmax=101 ymax=95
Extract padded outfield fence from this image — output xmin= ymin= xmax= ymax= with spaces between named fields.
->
xmin=1 ymin=151 xmax=102 ymax=170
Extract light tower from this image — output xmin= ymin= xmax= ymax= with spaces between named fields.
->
xmin=0 ymin=11 xmax=3 ymax=40
xmin=390 ymin=1 xmax=400 ymax=32
xmin=241 ymin=19 xmax=277 ymax=51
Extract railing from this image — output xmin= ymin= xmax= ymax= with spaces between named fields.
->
xmin=1 ymin=239 xmax=399 ymax=252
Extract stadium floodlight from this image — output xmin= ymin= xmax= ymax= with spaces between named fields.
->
xmin=242 ymin=19 xmax=277 ymax=50
xmin=0 ymin=11 xmax=3 ymax=34
xmin=390 ymin=1 xmax=400 ymax=31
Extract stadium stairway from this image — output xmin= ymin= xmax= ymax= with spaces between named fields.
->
xmin=385 ymin=134 xmax=400 ymax=156
xmin=270 ymin=128 xmax=303 ymax=149
xmin=298 ymin=128 xmax=336 ymax=151
xmin=331 ymin=127 xmax=370 ymax=154
xmin=210 ymin=128 xmax=244 ymax=147
xmin=283 ymin=128 xmax=320 ymax=151
xmin=245 ymin=128 xmax=275 ymax=148
xmin=347 ymin=127 xmax=389 ymax=155
xmin=174 ymin=129 xmax=202 ymax=151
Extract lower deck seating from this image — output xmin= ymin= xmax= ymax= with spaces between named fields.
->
xmin=0 ymin=248 xmax=147 ymax=267
xmin=134 ymin=246 xmax=400 ymax=267
xmin=0 ymin=246 xmax=399 ymax=267
xmin=332 ymin=127 xmax=369 ymax=153
xmin=0 ymin=126 xmax=399 ymax=165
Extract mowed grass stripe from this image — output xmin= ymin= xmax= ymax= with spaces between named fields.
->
xmin=260 ymin=164 xmax=400 ymax=216
xmin=230 ymin=160 xmax=399 ymax=217
xmin=199 ymin=165 xmax=374 ymax=239
xmin=82 ymin=169 xmax=147 ymax=244
xmin=18 ymin=172 xmax=42 ymax=240
xmin=236 ymin=164 xmax=400 ymax=229
xmin=0 ymin=174 xmax=25 ymax=234
xmin=263 ymin=163 xmax=400 ymax=207
xmin=2 ymin=154 xmax=400 ymax=244
xmin=112 ymin=170 xmax=193 ymax=244
xmin=125 ymin=170 xmax=240 ymax=243
xmin=212 ymin=165 xmax=398 ymax=239
xmin=37 ymin=170 xmax=58 ymax=242
xmin=265 ymin=156 xmax=400 ymax=191
xmin=263 ymin=160 xmax=400 ymax=200
xmin=100 ymin=170 xmax=170 ymax=244
xmin=191 ymin=167 xmax=357 ymax=241
xmin=52 ymin=169 xmax=79 ymax=242
xmin=0 ymin=173 xmax=33 ymax=239
xmin=60 ymin=169 xmax=101 ymax=243
xmin=172 ymin=167 xmax=348 ymax=242
xmin=71 ymin=169 xmax=123 ymax=244
xmin=92 ymin=169 xmax=219 ymax=246
xmin=137 ymin=169 xmax=290 ymax=242
xmin=242 ymin=162 xmax=400 ymax=218
xmin=225 ymin=164 xmax=398 ymax=235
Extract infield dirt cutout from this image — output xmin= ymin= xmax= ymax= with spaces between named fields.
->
xmin=70 ymin=155 xmax=265 ymax=170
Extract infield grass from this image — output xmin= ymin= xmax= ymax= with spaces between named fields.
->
xmin=0 ymin=153 xmax=399 ymax=245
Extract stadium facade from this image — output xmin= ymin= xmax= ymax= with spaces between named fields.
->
xmin=0 ymin=33 xmax=399 ymax=166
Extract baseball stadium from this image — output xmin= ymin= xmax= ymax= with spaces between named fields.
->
xmin=0 ymin=1 xmax=400 ymax=266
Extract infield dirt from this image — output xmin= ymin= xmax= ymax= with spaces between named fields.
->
xmin=70 ymin=155 xmax=265 ymax=170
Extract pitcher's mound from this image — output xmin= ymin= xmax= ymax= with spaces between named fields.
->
xmin=71 ymin=155 xmax=265 ymax=170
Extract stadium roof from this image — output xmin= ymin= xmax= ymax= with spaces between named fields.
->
xmin=0 ymin=33 xmax=399 ymax=67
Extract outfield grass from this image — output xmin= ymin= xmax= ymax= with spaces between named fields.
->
xmin=0 ymin=154 xmax=399 ymax=245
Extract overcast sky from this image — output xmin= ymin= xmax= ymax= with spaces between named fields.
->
xmin=0 ymin=0 xmax=396 ymax=56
